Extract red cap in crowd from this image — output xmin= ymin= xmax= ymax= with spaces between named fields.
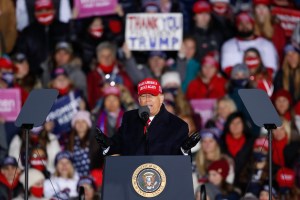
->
xmin=208 ymin=159 xmax=229 ymax=180
xmin=201 ymin=51 xmax=219 ymax=69
xmin=0 ymin=57 xmax=14 ymax=70
xmin=276 ymin=167 xmax=295 ymax=188
xmin=103 ymin=86 xmax=120 ymax=97
xmin=253 ymin=137 xmax=269 ymax=152
xmin=253 ymin=0 xmax=271 ymax=6
xmin=271 ymin=89 xmax=293 ymax=106
xmin=235 ymin=12 xmax=255 ymax=26
xmin=193 ymin=1 xmax=212 ymax=13
xmin=35 ymin=0 xmax=54 ymax=11
xmin=138 ymin=78 xmax=162 ymax=96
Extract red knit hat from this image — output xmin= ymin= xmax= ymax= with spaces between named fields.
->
xmin=138 ymin=78 xmax=162 ymax=96
xmin=193 ymin=1 xmax=212 ymax=13
xmin=208 ymin=159 xmax=229 ymax=180
xmin=271 ymin=89 xmax=293 ymax=105
xmin=253 ymin=0 xmax=271 ymax=6
xmin=235 ymin=12 xmax=255 ymax=26
xmin=253 ymin=137 xmax=269 ymax=152
xmin=276 ymin=167 xmax=295 ymax=188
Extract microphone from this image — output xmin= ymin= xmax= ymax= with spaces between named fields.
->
xmin=78 ymin=186 xmax=84 ymax=200
xmin=138 ymin=106 xmax=150 ymax=124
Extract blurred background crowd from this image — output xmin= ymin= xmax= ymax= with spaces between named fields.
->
xmin=1 ymin=0 xmax=300 ymax=199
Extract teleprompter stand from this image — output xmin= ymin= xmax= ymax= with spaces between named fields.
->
xmin=239 ymin=89 xmax=282 ymax=200
xmin=15 ymin=89 xmax=58 ymax=200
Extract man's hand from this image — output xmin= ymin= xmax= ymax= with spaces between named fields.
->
xmin=95 ymin=128 xmax=113 ymax=149
xmin=181 ymin=131 xmax=201 ymax=152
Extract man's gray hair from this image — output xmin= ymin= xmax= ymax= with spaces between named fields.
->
xmin=96 ymin=41 xmax=117 ymax=56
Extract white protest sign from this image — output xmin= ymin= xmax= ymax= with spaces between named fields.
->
xmin=125 ymin=13 xmax=183 ymax=51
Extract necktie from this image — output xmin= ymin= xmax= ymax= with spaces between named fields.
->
xmin=144 ymin=119 xmax=151 ymax=134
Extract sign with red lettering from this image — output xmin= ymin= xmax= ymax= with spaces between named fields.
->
xmin=0 ymin=89 xmax=21 ymax=121
xmin=74 ymin=0 xmax=118 ymax=19
xmin=271 ymin=7 xmax=300 ymax=37
xmin=125 ymin=13 xmax=183 ymax=51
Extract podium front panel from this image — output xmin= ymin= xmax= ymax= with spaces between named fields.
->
xmin=101 ymin=156 xmax=194 ymax=200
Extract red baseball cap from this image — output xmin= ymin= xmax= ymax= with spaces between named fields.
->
xmin=35 ymin=0 xmax=54 ymax=10
xmin=193 ymin=1 xmax=211 ymax=13
xmin=235 ymin=12 xmax=255 ymax=26
xmin=137 ymin=78 xmax=162 ymax=96
xmin=276 ymin=167 xmax=295 ymax=188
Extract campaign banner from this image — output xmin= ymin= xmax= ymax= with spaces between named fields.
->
xmin=47 ymin=91 xmax=82 ymax=136
xmin=190 ymin=99 xmax=217 ymax=128
xmin=125 ymin=13 xmax=183 ymax=51
xmin=74 ymin=0 xmax=118 ymax=19
xmin=0 ymin=89 xmax=21 ymax=121
xmin=271 ymin=7 xmax=300 ymax=37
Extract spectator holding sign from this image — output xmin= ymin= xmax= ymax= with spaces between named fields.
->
xmin=87 ymin=41 xmax=134 ymax=109
xmin=253 ymin=0 xmax=286 ymax=63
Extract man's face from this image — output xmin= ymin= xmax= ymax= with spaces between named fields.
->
xmin=1 ymin=165 xmax=18 ymax=183
xmin=138 ymin=94 xmax=164 ymax=116
xmin=149 ymin=56 xmax=166 ymax=76
xmin=97 ymin=48 xmax=115 ymax=66
xmin=194 ymin=13 xmax=211 ymax=29
xmin=237 ymin=20 xmax=253 ymax=33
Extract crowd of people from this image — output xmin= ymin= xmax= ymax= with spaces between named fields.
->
xmin=1 ymin=0 xmax=300 ymax=199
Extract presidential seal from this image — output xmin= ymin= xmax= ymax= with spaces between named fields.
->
xmin=132 ymin=163 xmax=166 ymax=198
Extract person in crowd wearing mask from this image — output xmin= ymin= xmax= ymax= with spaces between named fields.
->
xmin=205 ymin=95 xmax=237 ymax=132
xmin=204 ymin=159 xmax=240 ymax=200
xmin=161 ymin=71 xmax=200 ymax=134
xmin=193 ymin=128 xmax=235 ymax=191
xmin=76 ymin=176 xmax=99 ymax=200
xmin=186 ymin=51 xmax=227 ymax=100
xmin=15 ymin=0 xmax=70 ymax=75
xmin=0 ymin=156 xmax=23 ymax=199
xmin=258 ymin=185 xmax=278 ymax=200
xmin=12 ymin=53 xmax=42 ymax=104
xmin=16 ymin=168 xmax=46 ymax=200
xmin=239 ymin=137 xmax=269 ymax=195
xmin=274 ymin=44 xmax=300 ymax=103
xmin=9 ymin=123 xmax=61 ymax=173
xmin=44 ymin=151 xmax=79 ymax=198
xmin=221 ymin=112 xmax=255 ymax=188
xmin=176 ymin=36 xmax=200 ymax=92
xmin=191 ymin=1 xmax=225 ymax=62
xmin=221 ymin=12 xmax=278 ymax=77
xmin=96 ymin=86 xmax=124 ymax=138
xmin=41 ymin=41 xmax=87 ymax=97
xmin=122 ymin=42 xmax=169 ymax=85
xmin=29 ymin=146 xmax=51 ymax=179
xmin=87 ymin=41 xmax=134 ymax=109
xmin=67 ymin=111 xmax=93 ymax=177
xmin=0 ymin=56 xmax=15 ymax=89
xmin=253 ymin=0 xmax=286 ymax=63
xmin=243 ymin=48 xmax=273 ymax=96
xmin=95 ymin=78 xmax=199 ymax=156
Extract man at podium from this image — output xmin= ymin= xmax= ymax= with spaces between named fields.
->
xmin=96 ymin=78 xmax=199 ymax=155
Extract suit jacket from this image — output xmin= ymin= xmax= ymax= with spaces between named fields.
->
xmin=109 ymin=104 xmax=189 ymax=155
